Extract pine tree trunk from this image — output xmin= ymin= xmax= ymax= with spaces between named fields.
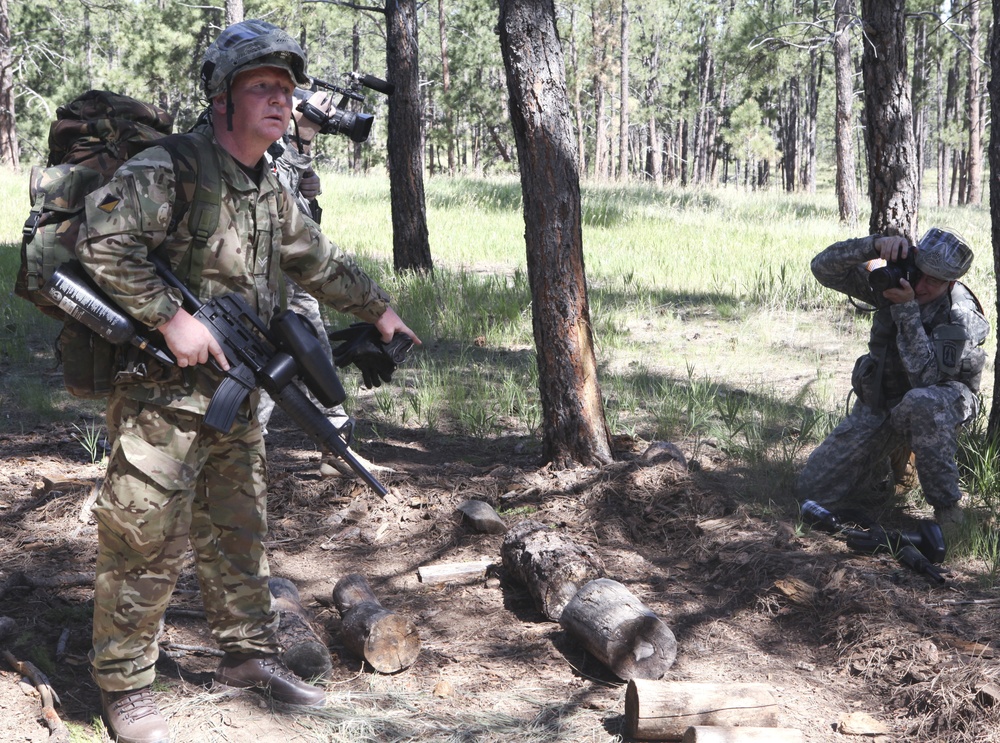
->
xmin=437 ymin=0 xmax=455 ymax=175
xmin=833 ymin=0 xmax=858 ymax=224
xmin=498 ymin=0 xmax=613 ymax=468
xmin=385 ymin=0 xmax=433 ymax=273
xmin=861 ymin=0 xmax=918 ymax=239
xmin=0 ymin=0 xmax=17 ymax=168
xmin=618 ymin=0 xmax=629 ymax=181
xmin=986 ymin=0 xmax=1000 ymax=441
xmin=966 ymin=0 xmax=983 ymax=205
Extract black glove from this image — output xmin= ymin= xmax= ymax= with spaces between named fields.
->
xmin=328 ymin=322 xmax=413 ymax=389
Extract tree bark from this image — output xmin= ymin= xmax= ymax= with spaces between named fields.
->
xmin=986 ymin=0 xmax=1000 ymax=441
xmin=618 ymin=0 xmax=629 ymax=181
xmin=860 ymin=0 xmax=919 ymax=240
xmin=833 ymin=0 xmax=858 ymax=224
xmin=966 ymin=0 xmax=983 ymax=205
xmin=501 ymin=519 xmax=604 ymax=621
xmin=559 ymin=578 xmax=677 ymax=680
xmin=269 ymin=577 xmax=332 ymax=680
xmin=0 ymin=0 xmax=17 ymax=168
xmin=386 ymin=0 xmax=433 ymax=273
xmin=437 ymin=0 xmax=455 ymax=175
xmin=498 ymin=0 xmax=614 ymax=468
xmin=225 ymin=0 xmax=244 ymax=26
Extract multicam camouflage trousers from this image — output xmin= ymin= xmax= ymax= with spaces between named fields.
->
xmin=797 ymin=382 xmax=978 ymax=511
xmin=257 ymin=277 xmax=349 ymax=435
xmin=91 ymin=391 xmax=278 ymax=692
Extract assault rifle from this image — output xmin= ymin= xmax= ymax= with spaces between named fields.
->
xmin=42 ymin=259 xmax=392 ymax=496
xmin=800 ymin=500 xmax=948 ymax=586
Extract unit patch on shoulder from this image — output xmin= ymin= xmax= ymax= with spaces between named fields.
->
xmin=97 ymin=194 xmax=120 ymax=213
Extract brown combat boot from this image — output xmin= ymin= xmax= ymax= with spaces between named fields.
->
xmin=101 ymin=686 xmax=170 ymax=743
xmin=215 ymin=653 xmax=326 ymax=706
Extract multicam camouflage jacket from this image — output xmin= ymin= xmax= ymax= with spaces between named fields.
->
xmin=812 ymin=236 xmax=989 ymax=408
xmin=75 ymin=123 xmax=390 ymax=413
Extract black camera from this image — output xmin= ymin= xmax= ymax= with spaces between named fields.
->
xmin=868 ymin=251 xmax=920 ymax=293
xmin=294 ymin=73 xmax=394 ymax=144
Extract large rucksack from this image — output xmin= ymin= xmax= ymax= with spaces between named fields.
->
xmin=15 ymin=90 xmax=220 ymax=398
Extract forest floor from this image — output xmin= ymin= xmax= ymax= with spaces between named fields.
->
xmin=1 ymin=397 xmax=1000 ymax=743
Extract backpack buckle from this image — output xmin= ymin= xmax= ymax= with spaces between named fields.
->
xmin=22 ymin=211 xmax=40 ymax=240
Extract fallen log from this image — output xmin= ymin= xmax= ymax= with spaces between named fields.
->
xmin=559 ymin=578 xmax=676 ymax=680
xmin=268 ymin=577 xmax=332 ymax=680
xmin=501 ymin=519 xmax=604 ymax=621
xmin=682 ymin=726 xmax=803 ymax=743
xmin=332 ymin=573 xmax=420 ymax=673
xmin=625 ymin=679 xmax=779 ymax=740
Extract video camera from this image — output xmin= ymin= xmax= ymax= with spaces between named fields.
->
xmin=868 ymin=250 xmax=920 ymax=293
xmin=294 ymin=72 xmax=394 ymax=144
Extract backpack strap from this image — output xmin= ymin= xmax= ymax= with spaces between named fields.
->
xmin=156 ymin=131 xmax=221 ymax=297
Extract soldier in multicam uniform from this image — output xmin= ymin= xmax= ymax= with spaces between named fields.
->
xmin=797 ymin=228 xmax=988 ymax=538
xmin=75 ymin=20 xmax=420 ymax=743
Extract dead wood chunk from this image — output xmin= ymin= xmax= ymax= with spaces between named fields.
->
xmin=268 ymin=577 xmax=332 ymax=680
xmin=501 ymin=519 xmax=604 ymax=621
xmin=682 ymin=726 xmax=803 ymax=743
xmin=456 ymin=499 xmax=507 ymax=534
xmin=416 ymin=560 xmax=493 ymax=584
xmin=641 ymin=441 xmax=688 ymax=470
xmin=625 ymin=679 xmax=779 ymax=740
xmin=333 ymin=574 xmax=420 ymax=673
xmin=560 ymin=578 xmax=676 ymax=681
xmin=773 ymin=576 xmax=818 ymax=606
xmin=837 ymin=711 xmax=888 ymax=736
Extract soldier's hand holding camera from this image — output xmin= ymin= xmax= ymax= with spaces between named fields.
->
xmin=874 ymin=235 xmax=910 ymax=263
xmin=291 ymin=90 xmax=335 ymax=149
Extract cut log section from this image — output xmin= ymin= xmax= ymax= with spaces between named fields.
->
xmin=559 ymin=578 xmax=676 ymax=680
xmin=682 ymin=726 xmax=803 ymax=743
xmin=268 ymin=577 xmax=332 ymax=680
xmin=456 ymin=499 xmax=507 ymax=534
xmin=626 ymin=679 xmax=779 ymax=740
xmin=332 ymin=573 xmax=420 ymax=673
xmin=417 ymin=559 xmax=493 ymax=584
xmin=500 ymin=519 xmax=604 ymax=621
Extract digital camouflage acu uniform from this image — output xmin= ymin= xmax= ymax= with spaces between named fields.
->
xmin=797 ymin=234 xmax=988 ymax=511
xmin=77 ymin=124 xmax=389 ymax=692
xmin=257 ymin=142 xmax=349 ymax=434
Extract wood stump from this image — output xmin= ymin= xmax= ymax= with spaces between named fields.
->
xmin=625 ymin=679 xmax=779 ymax=740
xmin=332 ymin=573 xmax=420 ymax=673
xmin=500 ymin=519 xmax=604 ymax=621
xmin=269 ymin=577 xmax=332 ymax=680
xmin=559 ymin=578 xmax=676 ymax=680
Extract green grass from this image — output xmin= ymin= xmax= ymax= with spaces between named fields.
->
xmin=3 ymin=164 xmax=999 ymax=570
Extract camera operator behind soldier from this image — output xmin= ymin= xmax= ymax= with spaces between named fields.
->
xmin=797 ymin=229 xmax=989 ymax=543
xmin=263 ymin=89 xmax=391 ymax=477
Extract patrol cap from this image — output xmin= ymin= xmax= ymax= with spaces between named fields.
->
xmin=201 ymin=20 xmax=310 ymax=100
xmin=915 ymin=227 xmax=974 ymax=281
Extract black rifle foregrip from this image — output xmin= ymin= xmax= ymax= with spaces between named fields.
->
xmin=272 ymin=381 xmax=387 ymax=497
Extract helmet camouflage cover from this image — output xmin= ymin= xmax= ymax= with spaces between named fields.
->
xmin=201 ymin=19 xmax=310 ymax=99
xmin=915 ymin=228 xmax=974 ymax=281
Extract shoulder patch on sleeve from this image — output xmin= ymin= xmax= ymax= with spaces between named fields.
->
xmin=97 ymin=194 xmax=120 ymax=213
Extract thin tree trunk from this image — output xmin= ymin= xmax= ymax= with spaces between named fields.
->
xmin=986 ymin=0 xmax=1000 ymax=440
xmin=498 ymin=0 xmax=613 ymax=468
xmin=861 ymin=0 xmax=918 ymax=240
xmin=0 ymin=0 xmax=17 ymax=168
xmin=833 ymin=0 xmax=858 ymax=224
xmin=618 ymin=0 xmax=629 ymax=181
xmin=225 ymin=0 xmax=244 ymax=25
xmin=385 ymin=0 xmax=433 ymax=273
xmin=966 ymin=0 xmax=983 ymax=205
xmin=437 ymin=0 xmax=455 ymax=175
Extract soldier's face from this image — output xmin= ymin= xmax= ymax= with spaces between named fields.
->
xmin=914 ymin=274 xmax=951 ymax=305
xmin=226 ymin=67 xmax=294 ymax=148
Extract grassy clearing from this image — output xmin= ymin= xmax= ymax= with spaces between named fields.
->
xmin=1 ymin=165 xmax=997 ymax=564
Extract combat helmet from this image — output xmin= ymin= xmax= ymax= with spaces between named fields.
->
xmin=915 ymin=228 xmax=974 ymax=281
xmin=201 ymin=19 xmax=310 ymax=100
